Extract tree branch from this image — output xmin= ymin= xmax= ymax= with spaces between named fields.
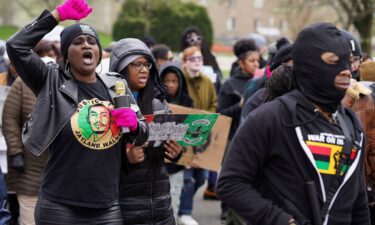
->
xmin=13 ymin=0 xmax=37 ymax=18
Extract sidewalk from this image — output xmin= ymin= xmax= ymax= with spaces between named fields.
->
xmin=192 ymin=183 xmax=222 ymax=225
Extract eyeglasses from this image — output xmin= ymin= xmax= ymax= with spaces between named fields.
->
xmin=129 ymin=62 xmax=152 ymax=71
xmin=186 ymin=36 xmax=202 ymax=44
xmin=187 ymin=56 xmax=203 ymax=62
xmin=350 ymin=56 xmax=362 ymax=66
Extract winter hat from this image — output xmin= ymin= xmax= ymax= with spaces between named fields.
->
xmin=270 ymin=38 xmax=292 ymax=71
xmin=60 ymin=23 xmax=102 ymax=63
xmin=359 ymin=61 xmax=375 ymax=82
xmin=340 ymin=30 xmax=362 ymax=57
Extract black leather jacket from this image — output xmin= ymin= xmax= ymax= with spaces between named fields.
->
xmin=6 ymin=10 xmax=148 ymax=156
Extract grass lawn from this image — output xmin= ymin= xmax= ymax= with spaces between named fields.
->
xmin=0 ymin=26 xmax=18 ymax=41
xmin=97 ymin=31 xmax=113 ymax=48
xmin=0 ymin=25 xmax=113 ymax=48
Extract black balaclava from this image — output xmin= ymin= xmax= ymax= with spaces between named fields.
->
xmin=293 ymin=22 xmax=351 ymax=113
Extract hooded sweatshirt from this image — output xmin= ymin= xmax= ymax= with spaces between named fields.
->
xmin=110 ymin=38 xmax=175 ymax=225
xmin=217 ymin=90 xmax=369 ymax=225
xmin=160 ymin=61 xmax=192 ymax=174
xmin=160 ymin=61 xmax=193 ymax=108
xmin=218 ymin=22 xmax=370 ymax=225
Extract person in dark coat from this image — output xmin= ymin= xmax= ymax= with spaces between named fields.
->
xmin=219 ymin=39 xmax=259 ymax=140
xmin=2 ymin=39 xmax=59 ymax=225
xmin=217 ymin=22 xmax=370 ymax=225
xmin=110 ymin=38 xmax=182 ymax=225
xmin=160 ymin=61 xmax=193 ymax=220
xmin=6 ymin=0 xmax=148 ymax=224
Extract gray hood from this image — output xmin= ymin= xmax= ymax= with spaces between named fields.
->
xmin=109 ymin=38 xmax=166 ymax=102
xmin=110 ymin=38 xmax=157 ymax=74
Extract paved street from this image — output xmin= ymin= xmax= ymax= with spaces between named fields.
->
xmin=192 ymin=183 xmax=223 ymax=225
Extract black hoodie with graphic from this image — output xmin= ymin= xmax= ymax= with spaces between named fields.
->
xmin=218 ymin=23 xmax=370 ymax=225
xmin=217 ymin=90 xmax=369 ymax=225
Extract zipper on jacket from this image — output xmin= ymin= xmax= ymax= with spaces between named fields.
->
xmin=296 ymin=127 xmax=364 ymax=224
xmin=322 ymin=133 xmax=363 ymax=225
xmin=36 ymin=87 xmax=78 ymax=156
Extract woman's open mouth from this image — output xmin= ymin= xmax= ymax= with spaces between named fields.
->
xmin=138 ymin=76 xmax=148 ymax=84
xmin=82 ymin=51 xmax=93 ymax=65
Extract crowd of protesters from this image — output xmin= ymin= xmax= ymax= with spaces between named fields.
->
xmin=0 ymin=0 xmax=375 ymax=225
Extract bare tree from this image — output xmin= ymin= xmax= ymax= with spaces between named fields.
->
xmin=327 ymin=0 xmax=374 ymax=55
xmin=13 ymin=0 xmax=61 ymax=18
xmin=277 ymin=0 xmax=314 ymax=39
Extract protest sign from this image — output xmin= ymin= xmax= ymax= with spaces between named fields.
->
xmin=144 ymin=114 xmax=219 ymax=148
xmin=166 ymin=104 xmax=232 ymax=171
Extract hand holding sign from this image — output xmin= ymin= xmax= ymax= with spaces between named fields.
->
xmin=164 ymin=140 xmax=182 ymax=159
xmin=126 ymin=145 xmax=144 ymax=164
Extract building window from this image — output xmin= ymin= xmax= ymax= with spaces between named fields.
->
xmin=254 ymin=18 xmax=261 ymax=31
xmin=228 ymin=0 xmax=236 ymax=8
xmin=200 ymin=0 xmax=208 ymax=6
xmin=280 ymin=20 xmax=288 ymax=32
xmin=254 ymin=0 xmax=264 ymax=9
xmin=269 ymin=17 xmax=275 ymax=27
xmin=227 ymin=17 xmax=236 ymax=31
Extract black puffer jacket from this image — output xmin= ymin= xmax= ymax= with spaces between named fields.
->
xmin=110 ymin=39 xmax=174 ymax=225
xmin=119 ymin=98 xmax=174 ymax=225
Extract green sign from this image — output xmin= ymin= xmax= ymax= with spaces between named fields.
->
xmin=144 ymin=114 xmax=219 ymax=147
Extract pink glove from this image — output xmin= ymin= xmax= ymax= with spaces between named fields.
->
xmin=111 ymin=108 xmax=138 ymax=132
xmin=56 ymin=0 xmax=92 ymax=21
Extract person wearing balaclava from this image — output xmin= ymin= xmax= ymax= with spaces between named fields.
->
xmin=217 ymin=22 xmax=370 ymax=225
xmin=6 ymin=0 xmax=149 ymax=224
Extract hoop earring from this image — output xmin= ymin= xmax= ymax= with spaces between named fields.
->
xmin=64 ymin=60 xmax=70 ymax=74
xmin=96 ymin=61 xmax=103 ymax=74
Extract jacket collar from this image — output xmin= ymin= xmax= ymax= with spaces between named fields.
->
xmin=98 ymin=72 xmax=128 ymax=99
xmin=59 ymin=72 xmax=79 ymax=103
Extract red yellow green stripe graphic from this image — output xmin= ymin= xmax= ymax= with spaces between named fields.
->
xmin=306 ymin=141 xmax=357 ymax=175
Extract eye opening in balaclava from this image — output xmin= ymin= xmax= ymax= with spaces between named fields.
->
xmin=321 ymin=52 xmax=340 ymax=65
xmin=292 ymin=22 xmax=351 ymax=113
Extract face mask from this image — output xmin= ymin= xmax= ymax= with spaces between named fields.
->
xmin=293 ymin=23 xmax=351 ymax=113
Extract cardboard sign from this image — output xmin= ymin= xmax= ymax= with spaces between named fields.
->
xmin=144 ymin=114 xmax=219 ymax=147
xmin=167 ymin=104 xmax=232 ymax=171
